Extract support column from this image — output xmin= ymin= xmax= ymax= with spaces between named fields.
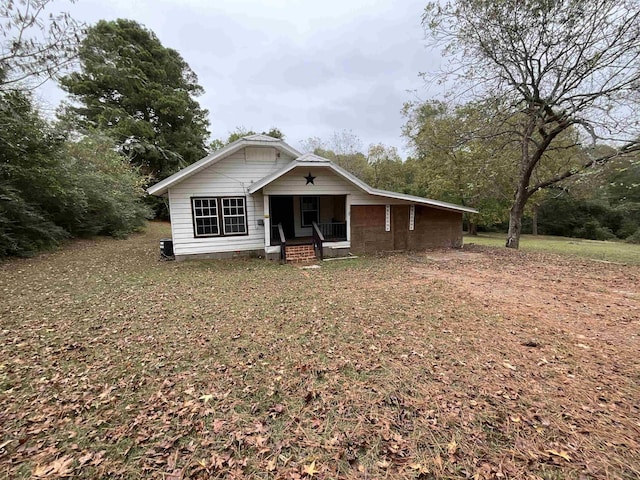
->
xmin=263 ymin=194 xmax=270 ymax=248
xmin=345 ymin=194 xmax=351 ymax=242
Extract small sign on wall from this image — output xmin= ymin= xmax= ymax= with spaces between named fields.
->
xmin=385 ymin=205 xmax=391 ymax=231
xmin=409 ymin=205 xmax=415 ymax=231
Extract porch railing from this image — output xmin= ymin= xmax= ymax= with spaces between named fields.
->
xmin=277 ymin=223 xmax=286 ymax=264
xmin=311 ymin=221 xmax=324 ymax=261
xmin=317 ymin=222 xmax=347 ymax=240
xmin=270 ymin=221 xmax=347 ymax=245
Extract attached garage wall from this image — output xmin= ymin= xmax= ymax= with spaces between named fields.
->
xmin=409 ymin=206 xmax=463 ymax=249
xmin=351 ymin=205 xmax=392 ymax=253
xmin=350 ymin=204 xmax=463 ymax=254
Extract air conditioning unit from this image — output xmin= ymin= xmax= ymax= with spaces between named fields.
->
xmin=160 ymin=238 xmax=174 ymax=258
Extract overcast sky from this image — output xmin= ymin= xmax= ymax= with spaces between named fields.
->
xmin=39 ymin=0 xmax=443 ymax=156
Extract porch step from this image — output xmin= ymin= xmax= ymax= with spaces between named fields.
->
xmin=286 ymin=244 xmax=316 ymax=263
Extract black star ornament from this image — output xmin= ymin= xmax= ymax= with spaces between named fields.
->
xmin=305 ymin=172 xmax=316 ymax=185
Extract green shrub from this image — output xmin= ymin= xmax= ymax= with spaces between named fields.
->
xmin=537 ymin=195 xmax=632 ymax=240
xmin=576 ymin=220 xmax=617 ymax=241
xmin=626 ymin=229 xmax=640 ymax=244
xmin=59 ymin=135 xmax=153 ymax=238
xmin=0 ymin=90 xmax=152 ymax=257
xmin=0 ymin=184 xmax=67 ymax=257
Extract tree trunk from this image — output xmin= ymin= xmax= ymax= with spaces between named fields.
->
xmin=532 ymin=204 xmax=539 ymax=236
xmin=468 ymin=221 xmax=478 ymax=236
xmin=506 ymin=183 xmax=528 ymax=249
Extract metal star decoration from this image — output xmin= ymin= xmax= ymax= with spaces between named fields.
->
xmin=304 ymin=172 xmax=316 ymax=185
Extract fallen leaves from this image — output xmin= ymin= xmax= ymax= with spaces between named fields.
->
xmin=1 ymin=223 xmax=639 ymax=479
xmin=546 ymin=449 xmax=572 ymax=462
xmin=32 ymin=456 xmax=74 ymax=478
xmin=199 ymin=394 xmax=213 ymax=404
xmin=302 ymin=460 xmax=319 ymax=477
xmin=503 ymin=361 xmax=517 ymax=371
xmin=447 ymin=439 xmax=458 ymax=455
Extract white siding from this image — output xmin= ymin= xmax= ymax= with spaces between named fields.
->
xmin=262 ymin=166 xmax=409 ymax=205
xmin=168 ymin=147 xmax=293 ymax=256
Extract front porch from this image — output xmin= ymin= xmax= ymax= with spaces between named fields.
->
xmin=267 ymin=194 xmax=348 ymax=246
xmin=263 ymin=194 xmax=351 ymax=262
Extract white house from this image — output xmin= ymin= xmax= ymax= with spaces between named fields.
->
xmin=147 ymin=134 xmax=477 ymax=262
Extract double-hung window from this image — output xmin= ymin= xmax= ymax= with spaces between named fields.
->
xmin=300 ymin=196 xmax=319 ymax=227
xmin=221 ymin=197 xmax=247 ymax=235
xmin=192 ymin=197 xmax=247 ymax=237
xmin=193 ymin=198 xmax=219 ymax=236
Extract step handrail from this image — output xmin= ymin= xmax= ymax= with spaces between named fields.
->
xmin=311 ymin=221 xmax=324 ymax=261
xmin=277 ymin=223 xmax=286 ymax=264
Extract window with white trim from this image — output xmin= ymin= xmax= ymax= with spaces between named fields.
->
xmin=222 ymin=197 xmax=247 ymax=234
xmin=192 ymin=197 xmax=247 ymax=237
xmin=301 ymin=196 xmax=319 ymax=227
xmin=193 ymin=198 xmax=219 ymax=236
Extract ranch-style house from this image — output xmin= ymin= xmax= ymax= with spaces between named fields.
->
xmin=147 ymin=134 xmax=477 ymax=262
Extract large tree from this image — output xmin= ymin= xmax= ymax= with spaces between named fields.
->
xmin=60 ymin=19 xmax=210 ymax=181
xmin=423 ymin=0 xmax=640 ymax=248
xmin=403 ymin=100 xmax=516 ymax=230
xmin=365 ymin=143 xmax=409 ymax=192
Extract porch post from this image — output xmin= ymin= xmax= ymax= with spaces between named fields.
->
xmin=345 ymin=194 xmax=351 ymax=242
xmin=263 ymin=194 xmax=270 ymax=248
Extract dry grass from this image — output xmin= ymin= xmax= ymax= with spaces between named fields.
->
xmin=464 ymin=232 xmax=640 ymax=265
xmin=1 ymin=222 xmax=639 ymax=479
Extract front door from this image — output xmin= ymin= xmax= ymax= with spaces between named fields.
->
xmin=270 ymin=196 xmax=295 ymax=239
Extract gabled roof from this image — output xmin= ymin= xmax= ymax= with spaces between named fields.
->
xmin=147 ymin=136 xmax=477 ymax=214
xmin=248 ymin=155 xmax=478 ymax=214
xmin=147 ymin=135 xmax=301 ymax=196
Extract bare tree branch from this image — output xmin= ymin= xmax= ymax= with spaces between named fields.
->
xmin=420 ymin=0 xmax=640 ymax=248
xmin=0 ymin=0 xmax=84 ymax=90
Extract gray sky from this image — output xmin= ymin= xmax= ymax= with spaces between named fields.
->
xmin=39 ymin=0 xmax=443 ymax=156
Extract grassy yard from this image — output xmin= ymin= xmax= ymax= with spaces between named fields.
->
xmin=464 ymin=232 xmax=640 ymax=265
xmin=1 ymin=222 xmax=638 ymax=479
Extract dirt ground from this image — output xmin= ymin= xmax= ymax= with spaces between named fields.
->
xmin=416 ymin=246 xmax=639 ymax=353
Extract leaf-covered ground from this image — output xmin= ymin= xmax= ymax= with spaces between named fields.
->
xmin=1 ymin=222 xmax=638 ymax=479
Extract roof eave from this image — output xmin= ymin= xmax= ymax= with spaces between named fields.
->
xmin=368 ymin=189 xmax=479 ymax=214
xmin=247 ymin=160 xmax=478 ymax=214
xmin=147 ymin=138 xmax=302 ymax=196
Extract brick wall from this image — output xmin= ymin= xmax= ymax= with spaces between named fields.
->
xmin=350 ymin=205 xmax=462 ymax=254
xmin=350 ymin=205 xmax=393 ymax=253
xmin=408 ymin=206 xmax=463 ymax=249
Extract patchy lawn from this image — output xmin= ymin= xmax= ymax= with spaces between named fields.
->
xmin=1 ymin=222 xmax=639 ymax=479
xmin=464 ymin=232 xmax=640 ymax=265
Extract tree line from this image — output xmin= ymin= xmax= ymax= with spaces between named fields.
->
xmin=295 ymin=125 xmax=640 ymax=245
xmin=1 ymin=2 xmax=212 ymax=257
xmin=314 ymin=0 xmax=640 ymax=247
xmin=2 ymin=0 xmax=639 ymax=258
